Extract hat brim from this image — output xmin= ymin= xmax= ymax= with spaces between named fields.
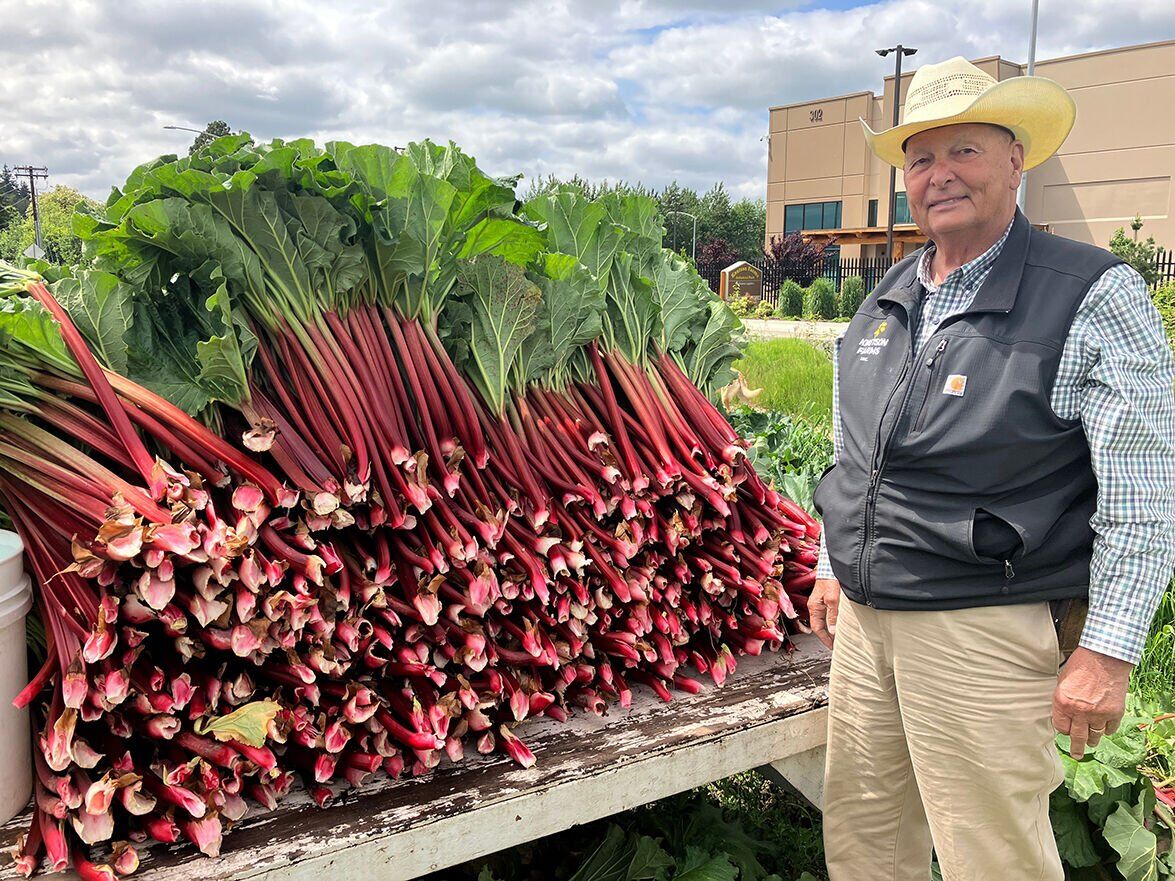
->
xmin=861 ymin=76 xmax=1076 ymax=171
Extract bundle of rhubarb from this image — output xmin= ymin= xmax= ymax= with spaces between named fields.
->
xmin=0 ymin=136 xmax=819 ymax=877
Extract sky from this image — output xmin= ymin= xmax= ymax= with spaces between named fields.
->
xmin=2 ymin=0 xmax=1173 ymax=204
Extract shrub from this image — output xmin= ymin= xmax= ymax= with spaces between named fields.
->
xmin=838 ymin=275 xmax=866 ymax=318
xmin=727 ymin=294 xmax=752 ymax=318
xmin=1108 ymin=220 xmax=1160 ymax=287
xmin=1152 ymin=281 xmax=1175 ymax=346
xmin=776 ymin=279 xmax=804 ymax=317
xmin=803 ymin=278 xmax=837 ymax=320
xmin=753 ymin=300 xmax=775 ymax=319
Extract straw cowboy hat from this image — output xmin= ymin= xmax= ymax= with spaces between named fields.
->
xmin=861 ymin=56 xmax=1076 ymax=170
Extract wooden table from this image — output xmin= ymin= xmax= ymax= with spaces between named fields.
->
xmin=1 ymin=635 xmax=830 ymax=881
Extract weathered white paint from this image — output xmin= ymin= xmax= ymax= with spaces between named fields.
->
xmin=1 ymin=636 xmax=830 ymax=881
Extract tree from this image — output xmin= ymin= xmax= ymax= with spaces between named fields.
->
xmin=0 ymin=185 xmax=101 ymax=264
xmin=1108 ymin=218 xmax=1159 ymax=287
xmin=189 ymin=120 xmax=234 ymax=155
xmin=0 ymin=165 xmax=31 ymax=232
xmin=698 ymin=238 xmax=741 ymax=269
xmin=764 ymin=231 xmax=829 ymax=264
xmin=728 ymin=197 xmax=766 ymax=262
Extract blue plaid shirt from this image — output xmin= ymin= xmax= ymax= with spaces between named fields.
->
xmin=816 ymin=220 xmax=1175 ymax=664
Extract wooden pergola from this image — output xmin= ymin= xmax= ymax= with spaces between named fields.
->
xmin=804 ymin=224 xmax=926 ymax=260
xmin=803 ymin=220 xmax=1053 ymax=261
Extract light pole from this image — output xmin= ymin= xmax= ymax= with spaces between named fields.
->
xmin=666 ymin=210 xmax=698 ymax=261
xmin=162 ymin=125 xmax=204 ymax=134
xmin=876 ymin=45 xmax=918 ymax=262
xmin=1016 ymin=0 xmax=1040 ymax=213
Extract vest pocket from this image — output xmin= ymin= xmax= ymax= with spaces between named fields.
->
xmin=968 ymin=506 xmax=1025 ymax=564
xmin=910 ymin=338 xmax=950 ymax=434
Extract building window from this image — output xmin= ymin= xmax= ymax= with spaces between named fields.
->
xmin=894 ymin=192 xmax=911 ymax=224
xmin=785 ymin=204 xmax=804 ymax=234
xmin=783 ymin=200 xmax=843 ymax=233
xmin=871 ymin=193 xmax=913 ymax=226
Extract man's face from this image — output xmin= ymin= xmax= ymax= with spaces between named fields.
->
xmin=902 ymin=123 xmax=1024 ymax=239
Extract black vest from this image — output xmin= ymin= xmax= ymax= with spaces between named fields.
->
xmin=812 ymin=210 xmax=1123 ymax=609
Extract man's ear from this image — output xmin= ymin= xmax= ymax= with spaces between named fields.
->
xmin=1010 ymin=140 xmax=1026 ymax=189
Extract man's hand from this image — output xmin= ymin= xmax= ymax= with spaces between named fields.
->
xmin=809 ymin=578 xmax=842 ymax=650
xmin=1052 ymin=647 xmax=1134 ymax=760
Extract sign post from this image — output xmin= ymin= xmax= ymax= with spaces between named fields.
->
xmin=719 ymin=261 xmax=764 ymax=306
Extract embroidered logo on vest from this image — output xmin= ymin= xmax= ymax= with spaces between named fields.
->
xmin=856 ymin=320 xmax=891 ymax=361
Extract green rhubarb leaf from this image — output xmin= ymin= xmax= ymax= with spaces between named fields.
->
xmin=516 ymin=252 xmax=605 ymax=386
xmin=1057 ymin=736 xmax=1140 ymax=802
xmin=684 ymin=300 xmax=745 ymax=397
xmin=568 ymin=825 xmax=632 ymax=881
xmin=194 ymin=699 xmax=281 ymax=748
xmin=626 ymin=835 xmax=674 ymax=880
xmin=124 ymin=265 xmax=255 ymax=414
xmin=604 ymin=252 xmax=658 ymax=364
xmin=1049 ymin=789 xmax=1102 ymax=868
xmin=123 ymin=198 xmax=266 ymax=305
xmin=206 ymin=182 xmax=315 ymax=316
xmin=672 ymin=847 xmax=737 ymax=881
xmin=0 ymin=364 xmax=36 ymax=411
xmin=0 ymin=296 xmax=77 ymax=376
xmin=650 ymin=251 xmax=708 ymax=354
xmin=454 ymin=255 xmax=541 ymax=415
xmin=50 ymin=271 xmax=135 ymax=375
xmin=1104 ymin=791 xmax=1160 ymax=881
xmin=459 ymin=217 xmax=546 ymax=267
xmin=280 ymin=192 xmax=368 ymax=304
xmin=524 ymin=189 xmax=623 ymax=288
xmin=1093 ymin=718 xmax=1151 ymax=769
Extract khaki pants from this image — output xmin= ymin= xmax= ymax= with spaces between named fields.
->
xmin=823 ymin=599 xmax=1065 ymax=881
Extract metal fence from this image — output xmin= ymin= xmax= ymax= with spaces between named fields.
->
xmin=695 ymin=255 xmax=897 ymax=308
xmin=1154 ymin=247 xmax=1175 ymax=289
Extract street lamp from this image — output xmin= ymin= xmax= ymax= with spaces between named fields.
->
xmin=1016 ymin=0 xmax=1040 ymax=213
xmin=876 ymin=45 xmax=918 ymax=263
xmin=162 ymin=125 xmax=204 ymax=134
xmin=666 ymin=210 xmax=698 ymax=261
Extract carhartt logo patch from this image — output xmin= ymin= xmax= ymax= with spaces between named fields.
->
xmin=942 ymin=374 xmax=967 ymax=396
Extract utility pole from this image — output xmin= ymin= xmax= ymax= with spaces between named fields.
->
xmin=14 ymin=165 xmax=49 ymax=252
xmin=876 ymin=45 xmax=918 ymax=262
xmin=1016 ymin=0 xmax=1040 ymax=213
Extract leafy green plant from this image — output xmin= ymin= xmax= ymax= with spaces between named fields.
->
xmin=1152 ymin=282 xmax=1175 ymax=347
xmin=754 ymin=300 xmax=775 ymax=320
xmin=837 ymin=276 xmax=865 ymax=319
xmin=1109 ymin=221 xmax=1160 ymax=288
xmin=728 ymin=294 xmax=752 ymax=318
xmin=728 ymin=407 xmax=832 ymax=516
xmin=776 ymin=280 xmax=804 ymax=318
xmin=1050 ymin=693 xmax=1175 ymax=879
xmin=1133 ymin=583 xmax=1175 ymax=703
xmin=802 ymin=279 xmax=837 ymax=321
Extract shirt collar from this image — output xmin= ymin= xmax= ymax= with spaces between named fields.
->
xmin=918 ymin=217 xmax=1016 ymax=293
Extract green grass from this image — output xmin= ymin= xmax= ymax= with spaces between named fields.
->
xmin=734 ymin=338 xmax=833 ymax=419
xmin=1132 ymin=581 xmax=1175 ymax=702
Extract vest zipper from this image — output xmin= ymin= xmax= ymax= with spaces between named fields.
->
xmin=856 ymin=317 xmax=920 ymax=607
xmin=911 ymin=338 xmax=950 ymax=433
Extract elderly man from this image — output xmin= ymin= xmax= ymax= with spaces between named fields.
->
xmin=809 ymin=57 xmax=1175 ymax=880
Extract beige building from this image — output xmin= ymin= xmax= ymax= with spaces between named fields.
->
xmin=766 ymin=39 xmax=1175 ymax=260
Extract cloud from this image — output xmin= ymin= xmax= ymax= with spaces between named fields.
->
xmin=1 ymin=0 xmax=1171 ymax=206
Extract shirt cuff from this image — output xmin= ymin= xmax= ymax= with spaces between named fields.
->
xmin=815 ymin=530 xmax=834 ymax=581
xmin=1076 ymin=606 xmax=1151 ymax=666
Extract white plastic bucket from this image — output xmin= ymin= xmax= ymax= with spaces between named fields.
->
xmin=0 ymin=530 xmax=33 ymax=824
